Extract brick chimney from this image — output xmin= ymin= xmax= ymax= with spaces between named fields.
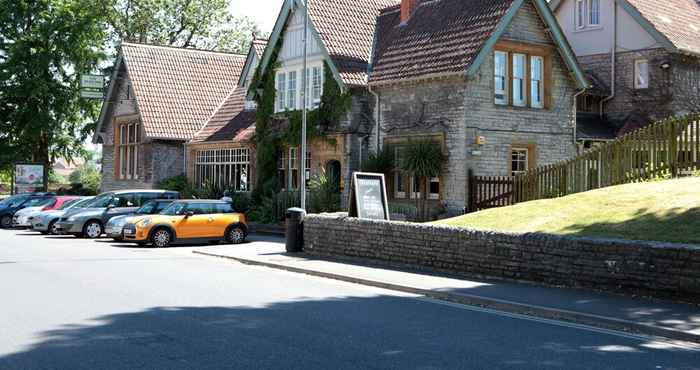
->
xmin=400 ymin=0 xmax=420 ymax=24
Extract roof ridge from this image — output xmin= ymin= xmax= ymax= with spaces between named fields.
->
xmin=120 ymin=41 xmax=247 ymax=57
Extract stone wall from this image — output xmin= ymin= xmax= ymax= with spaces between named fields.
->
xmin=303 ymin=214 xmax=700 ymax=302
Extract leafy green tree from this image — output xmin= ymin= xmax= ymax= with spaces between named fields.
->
xmin=105 ymin=0 xmax=261 ymax=53
xmin=69 ymin=161 xmax=101 ymax=194
xmin=400 ymin=140 xmax=446 ymax=221
xmin=361 ymin=147 xmax=394 ymax=176
xmin=0 ymin=0 xmax=107 ymax=175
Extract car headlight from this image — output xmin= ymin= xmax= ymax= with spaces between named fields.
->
xmin=67 ymin=216 xmax=78 ymax=222
xmin=138 ymin=218 xmax=152 ymax=227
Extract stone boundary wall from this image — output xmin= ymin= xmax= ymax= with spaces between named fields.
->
xmin=303 ymin=214 xmax=700 ymax=302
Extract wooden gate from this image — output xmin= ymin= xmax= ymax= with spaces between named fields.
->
xmin=467 ymin=170 xmax=515 ymax=212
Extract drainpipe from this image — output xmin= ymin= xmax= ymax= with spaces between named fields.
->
xmin=573 ymin=88 xmax=587 ymax=147
xmin=368 ymin=83 xmax=380 ymax=153
xmin=183 ymin=142 xmax=187 ymax=177
xmin=600 ymin=0 xmax=617 ymax=117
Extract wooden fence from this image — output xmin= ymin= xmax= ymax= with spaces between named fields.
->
xmin=468 ymin=113 xmax=700 ymax=212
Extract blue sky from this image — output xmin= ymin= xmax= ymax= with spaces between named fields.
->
xmin=229 ymin=0 xmax=285 ymax=34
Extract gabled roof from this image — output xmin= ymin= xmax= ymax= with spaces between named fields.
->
xmin=369 ymin=0 xmax=588 ymax=88
xmin=238 ymin=38 xmax=269 ymax=88
xmin=550 ymin=0 xmax=700 ymax=56
xmin=96 ymin=42 xmax=246 ymax=142
xmin=257 ymin=0 xmax=398 ymax=89
xmin=191 ymin=87 xmax=256 ymax=143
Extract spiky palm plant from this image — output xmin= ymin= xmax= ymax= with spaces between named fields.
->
xmin=400 ymin=140 xmax=446 ymax=221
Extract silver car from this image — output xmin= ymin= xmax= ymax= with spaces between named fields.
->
xmin=31 ymin=197 xmax=94 ymax=234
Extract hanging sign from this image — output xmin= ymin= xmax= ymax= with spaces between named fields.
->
xmin=80 ymin=74 xmax=105 ymax=100
xmin=348 ymin=172 xmax=390 ymax=221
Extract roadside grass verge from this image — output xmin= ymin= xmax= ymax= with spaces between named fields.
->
xmin=435 ymin=177 xmax=700 ymax=244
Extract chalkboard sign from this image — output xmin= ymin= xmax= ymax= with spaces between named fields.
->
xmin=348 ymin=172 xmax=390 ymax=221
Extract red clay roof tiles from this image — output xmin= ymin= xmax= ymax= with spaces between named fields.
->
xmin=626 ymin=0 xmax=700 ymax=56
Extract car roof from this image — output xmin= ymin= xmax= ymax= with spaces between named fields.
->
xmin=110 ymin=189 xmax=178 ymax=194
xmin=173 ymin=199 xmax=227 ymax=204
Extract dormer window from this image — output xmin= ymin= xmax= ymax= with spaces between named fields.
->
xmin=576 ymin=0 xmax=601 ymax=30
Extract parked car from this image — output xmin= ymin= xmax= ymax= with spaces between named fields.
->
xmin=13 ymin=196 xmax=80 ymax=228
xmin=123 ymin=200 xmax=247 ymax=247
xmin=55 ymin=189 xmax=179 ymax=238
xmin=31 ymin=197 xmax=94 ymax=234
xmin=0 ymin=193 xmax=56 ymax=228
xmin=105 ymin=199 xmax=175 ymax=241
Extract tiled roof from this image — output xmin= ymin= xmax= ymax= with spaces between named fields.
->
xmin=307 ymin=0 xmax=399 ymax=86
xmin=370 ymin=0 xmax=515 ymax=85
xmin=191 ymin=87 xmax=256 ymax=143
xmin=121 ymin=43 xmax=246 ymax=140
xmin=626 ymin=0 xmax=700 ymax=56
xmin=252 ymin=38 xmax=268 ymax=58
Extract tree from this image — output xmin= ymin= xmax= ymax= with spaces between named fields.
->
xmin=105 ymin=0 xmax=261 ymax=53
xmin=400 ymin=140 xmax=446 ymax=222
xmin=361 ymin=147 xmax=394 ymax=176
xmin=69 ymin=161 xmax=101 ymax=194
xmin=0 ymin=0 xmax=107 ymax=175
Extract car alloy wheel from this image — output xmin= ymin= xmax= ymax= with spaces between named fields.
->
xmin=0 ymin=216 xmax=11 ymax=229
xmin=49 ymin=220 xmax=59 ymax=235
xmin=152 ymin=229 xmax=171 ymax=248
xmin=84 ymin=221 xmax=102 ymax=239
xmin=227 ymin=227 xmax=245 ymax=244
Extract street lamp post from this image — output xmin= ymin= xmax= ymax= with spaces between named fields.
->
xmin=300 ymin=0 xmax=308 ymax=210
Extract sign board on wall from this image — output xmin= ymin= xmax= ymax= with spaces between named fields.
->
xmin=13 ymin=163 xmax=45 ymax=194
xmin=348 ymin=172 xmax=390 ymax=221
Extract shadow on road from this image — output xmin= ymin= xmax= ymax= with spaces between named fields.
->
xmin=0 ymin=297 xmax=697 ymax=369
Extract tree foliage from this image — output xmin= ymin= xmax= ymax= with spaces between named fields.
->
xmin=0 ymin=0 xmax=107 ymax=173
xmin=400 ymin=140 xmax=446 ymax=221
xmin=105 ymin=0 xmax=261 ymax=53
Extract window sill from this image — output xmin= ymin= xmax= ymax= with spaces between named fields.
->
xmin=493 ymin=103 xmax=547 ymax=111
xmin=574 ymin=26 xmax=603 ymax=33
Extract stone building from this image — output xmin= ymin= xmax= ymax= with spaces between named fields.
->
xmin=551 ymin=0 xmax=700 ymax=145
xmin=94 ymin=43 xmax=246 ymax=192
xmin=368 ymin=0 xmax=588 ymax=214
xmin=250 ymin=0 xmax=397 ymax=196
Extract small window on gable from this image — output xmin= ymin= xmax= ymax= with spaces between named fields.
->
xmin=588 ymin=0 xmax=600 ymax=26
xmin=276 ymin=73 xmax=286 ymax=112
xmin=287 ymin=71 xmax=297 ymax=110
xmin=494 ymin=51 xmax=508 ymax=105
xmin=576 ymin=0 xmax=601 ymax=30
xmin=634 ymin=59 xmax=649 ymax=89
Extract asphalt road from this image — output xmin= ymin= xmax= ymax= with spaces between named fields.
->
xmin=0 ymin=229 xmax=698 ymax=369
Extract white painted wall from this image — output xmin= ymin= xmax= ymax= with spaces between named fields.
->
xmin=555 ymin=0 xmax=660 ymax=56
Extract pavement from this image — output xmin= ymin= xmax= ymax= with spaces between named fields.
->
xmin=193 ymin=237 xmax=700 ymax=344
xmin=2 ymin=229 xmax=700 ymax=369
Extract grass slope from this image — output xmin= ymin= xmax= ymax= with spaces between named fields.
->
xmin=436 ymin=177 xmax=700 ymax=244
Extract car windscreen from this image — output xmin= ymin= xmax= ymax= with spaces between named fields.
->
xmin=57 ymin=199 xmax=80 ymax=210
xmin=67 ymin=198 xmax=94 ymax=209
xmin=160 ymin=202 xmax=187 ymax=216
xmin=24 ymin=197 xmax=54 ymax=207
xmin=1 ymin=195 xmax=29 ymax=208
xmin=136 ymin=200 xmax=157 ymax=214
xmin=86 ymin=194 xmax=113 ymax=208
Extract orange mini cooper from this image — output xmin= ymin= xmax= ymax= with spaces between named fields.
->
xmin=123 ymin=200 xmax=247 ymax=247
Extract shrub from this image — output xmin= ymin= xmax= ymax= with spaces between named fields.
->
xmin=361 ymin=147 xmax=394 ymax=175
xmin=308 ymin=171 xmax=341 ymax=213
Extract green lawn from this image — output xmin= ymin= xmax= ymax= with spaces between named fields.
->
xmin=435 ymin=177 xmax=700 ymax=244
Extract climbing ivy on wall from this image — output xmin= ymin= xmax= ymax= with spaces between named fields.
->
xmin=250 ymin=36 xmax=351 ymax=198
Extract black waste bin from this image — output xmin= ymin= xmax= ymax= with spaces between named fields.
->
xmin=285 ymin=207 xmax=306 ymax=253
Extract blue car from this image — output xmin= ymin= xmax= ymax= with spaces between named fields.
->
xmin=0 ymin=193 xmax=56 ymax=229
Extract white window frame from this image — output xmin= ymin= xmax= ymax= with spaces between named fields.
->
xmin=276 ymin=73 xmax=286 ymax=112
xmin=288 ymin=147 xmax=298 ymax=190
xmin=393 ymin=147 xmax=406 ymax=198
xmin=194 ymin=148 xmax=250 ymax=191
xmin=530 ymin=56 xmax=544 ymax=109
xmin=511 ymin=148 xmax=529 ymax=176
xmin=494 ymin=51 xmax=508 ymax=105
xmin=634 ymin=59 xmax=649 ymax=89
xmin=287 ymin=71 xmax=297 ymax=110
xmin=512 ymin=53 xmax=527 ymax=107
xmin=588 ymin=0 xmax=600 ymax=26
xmin=576 ymin=0 xmax=601 ymax=30
xmin=312 ymin=66 xmax=323 ymax=106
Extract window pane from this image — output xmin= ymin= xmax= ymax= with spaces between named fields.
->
xmin=312 ymin=67 xmax=322 ymax=103
xmin=512 ymin=54 xmax=526 ymax=106
xmin=576 ymin=0 xmax=586 ymax=29
xmin=494 ymin=51 xmax=507 ymax=105
xmin=511 ymin=148 xmax=529 ymax=175
xmin=277 ymin=73 xmax=286 ymax=111
xmin=135 ymin=123 xmax=141 ymax=143
xmin=531 ymin=56 xmax=544 ymax=108
xmin=589 ymin=0 xmax=600 ymax=25
xmin=120 ymin=125 xmax=126 ymax=144
xmin=287 ymin=71 xmax=297 ymax=109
